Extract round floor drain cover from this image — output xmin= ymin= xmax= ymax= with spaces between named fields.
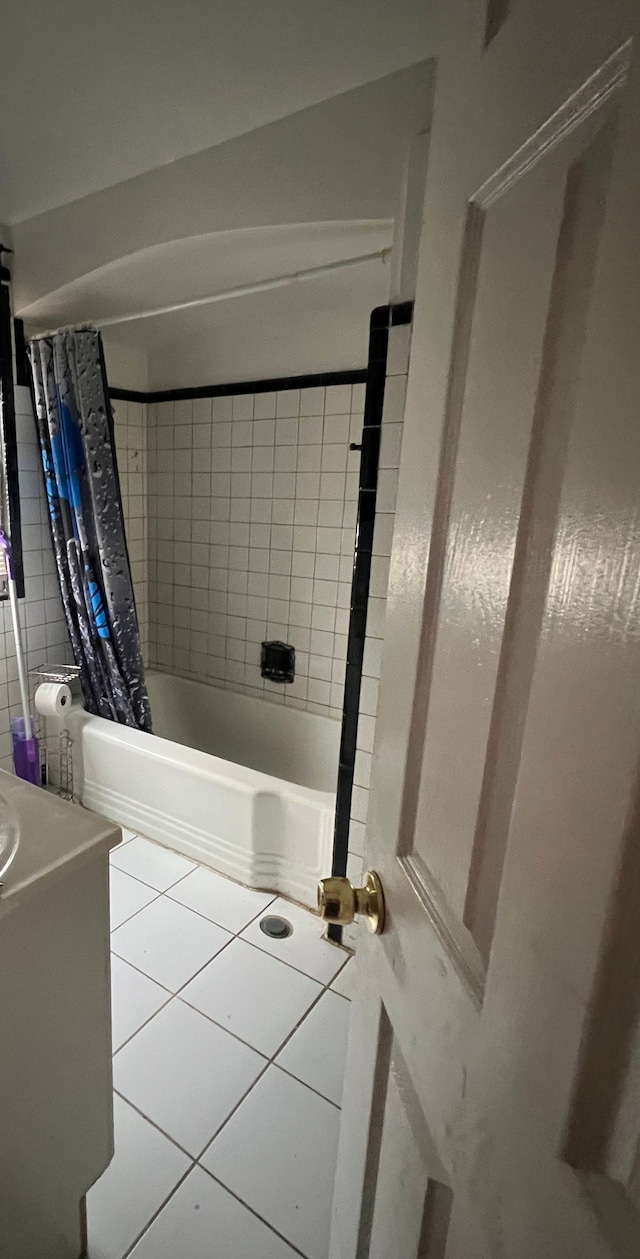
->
xmin=259 ymin=915 xmax=293 ymax=939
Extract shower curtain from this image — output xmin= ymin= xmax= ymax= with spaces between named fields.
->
xmin=28 ymin=329 xmax=151 ymax=731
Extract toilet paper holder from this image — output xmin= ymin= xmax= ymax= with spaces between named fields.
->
xmin=28 ymin=663 xmax=82 ymax=800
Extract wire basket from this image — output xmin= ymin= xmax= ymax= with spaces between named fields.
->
xmin=28 ymin=663 xmax=82 ymax=801
xmin=29 ymin=663 xmax=83 ymax=687
xmin=41 ymin=729 xmax=74 ymax=801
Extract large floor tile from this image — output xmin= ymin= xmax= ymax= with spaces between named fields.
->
xmin=110 ymin=954 xmax=170 ymax=1052
xmin=277 ymin=988 xmax=350 ymax=1106
xmin=110 ymin=835 xmax=196 ymax=892
xmin=240 ymin=896 xmax=346 ymax=984
xmin=182 ymin=937 xmax=322 ymax=1057
xmin=114 ymin=997 xmax=266 ymax=1156
xmin=330 ymin=957 xmax=356 ymax=1000
xmin=87 ymin=1094 xmax=190 ymax=1259
xmin=130 ymin=1165 xmax=298 ymax=1258
xmin=111 ymin=895 xmax=231 ymax=991
xmin=109 ymin=866 xmax=158 ymax=931
xmin=202 ymin=1065 xmax=340 ymax=1259
xmin=167 ymin=865 xmax=276 ymax=933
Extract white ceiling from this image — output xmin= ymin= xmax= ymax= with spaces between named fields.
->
xmin=1 ymin=0 xmax=430 ymax=223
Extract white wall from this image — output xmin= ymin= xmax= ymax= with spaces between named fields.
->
xmin=102 ymin=340 xmax=148 ymax=394
xmin=138 ymin=264 xmax=382 ymax=390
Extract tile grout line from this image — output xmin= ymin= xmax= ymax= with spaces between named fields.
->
xmin=111 ymin=894 xmax=300 ymax=1058
xmin=117 ymin=1157 xmax=197 ymax=1259
xmin=202 ymin=1168 xmax=313 ymax=1259
xmin=111 ymin=831 xmax=355 ymax=965
xmin=271 ymin=1060 xmax=341 ymax=1111
xmin=112 ymin=903 xmax=329 ymax=1063
xmin=105 ymin=854 xmax=354 ymax=1254
xmin=234 ymin=928 xmax=348 ymax=985
xmin=110 ymin=887 xmax=353 ymax=1052
xmin=110 ymin=872 xmax=269 ymax=939
xmin=165 ymin=887 xmax=279 ymax=933
xmin=113 ymin=963 xmax=340 ymax=1168
xmin=110 ymin=889 xmax=163 ymax=933
xmin=111 ymin=902 xmax=351 ymax=1040
xmin=110 ymin=927 xmax=239 ymax=1036
xmin=191 ymin=978 xmax=337 ymax=1159
xmin=111 ymin=874 xmax=351 ymax=987
xmin=113 ymin=1089 xmax=196 ymax=1163
xmin=111 ymin=834 xmax=356 ymax=963
xmin=111 ymin=986 xmax=174 ymax=1056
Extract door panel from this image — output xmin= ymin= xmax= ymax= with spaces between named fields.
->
xmin=464 ymin=110 xmax=620 ymax=965
xmin=414 ymin=155 xmax=567 ymax=918
xmin=368 ymin=1062 xmax=452 ymax=1259
xmin=331 ymin=5 xmax=640 ymax=1256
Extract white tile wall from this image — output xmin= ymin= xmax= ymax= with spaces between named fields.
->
xmin=112 ymin=399 xmax=149 ymax=657
xmin=0 ymin=385 xmax=72 ymax=772
xmin=146 ymin=383 xmax=366 ymax=719
xmin=120 ymin=342 xmax=409 ymax=919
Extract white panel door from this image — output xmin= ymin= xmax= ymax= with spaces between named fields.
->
xmin=331 ymin=1 xmax=640 ymax=1255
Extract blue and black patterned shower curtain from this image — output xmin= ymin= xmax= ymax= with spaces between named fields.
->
xmin=28 ymin=329 xmax=151 ymax=731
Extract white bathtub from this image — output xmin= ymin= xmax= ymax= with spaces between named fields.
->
xmin=69 ymin=670 xmax=340 ymax=907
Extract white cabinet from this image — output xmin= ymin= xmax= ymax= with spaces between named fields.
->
xmin=0 ymin=769 xmax=118 ymax=1258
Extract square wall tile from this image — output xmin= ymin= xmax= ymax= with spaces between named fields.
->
xmin=254 ymin=392 xmax=277 ymax=419
xmin=276 ymin=389 xmax=300 ymax=417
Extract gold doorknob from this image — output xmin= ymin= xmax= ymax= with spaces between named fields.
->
xmin=317 ymin=871 xmax=385 ymax=935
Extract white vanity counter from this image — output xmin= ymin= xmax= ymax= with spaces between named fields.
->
xmin=0 ymin=768 xmax=119 ymax=1258
xmin=0 ymin=767 xmax=118 ymax=910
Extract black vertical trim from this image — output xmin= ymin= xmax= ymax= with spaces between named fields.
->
xmin=0 ymin=263 xmax=24 ymax=599
xmin=14 ymin=318 xmax=30 ymax=387
xmin=328 ymin=301 xmax=412 ymax=945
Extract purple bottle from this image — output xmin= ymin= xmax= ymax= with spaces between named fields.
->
xmin=11 ymin=716 xmax=41 ymax=786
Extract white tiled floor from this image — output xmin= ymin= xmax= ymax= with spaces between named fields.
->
xmin=88 ymin=831 xmax=354 ymax=1259
xmin=109 ymin=867 xmax=158 ymax=931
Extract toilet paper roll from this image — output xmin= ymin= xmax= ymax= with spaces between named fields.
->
xmin=34 ymin=682 xmax=72 ymax=717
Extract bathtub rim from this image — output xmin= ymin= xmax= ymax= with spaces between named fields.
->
xmin=68 ymin=705 xmax=336 ymax=909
